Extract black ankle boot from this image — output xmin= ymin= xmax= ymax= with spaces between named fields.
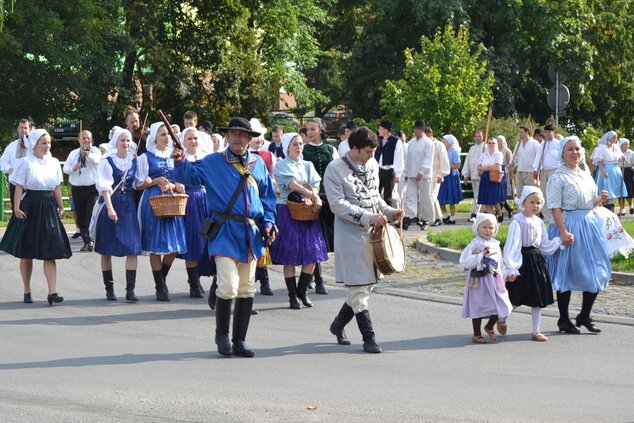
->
xmin=152 ymin=270 xmax=170 ymax=301
xmin=47 ymin=293 xmax=64 ymax=305
xmin=355 ymin=310 xmax=382 ymax=353
xmin=576 ymin=291 xmax=601 ymax=333
xmin=296 ymin=272 xmax=313 ymax=307
xmin=330 ymin=302 xmax=354 ymax=345
xmin=102 ymin=270 xmax=117 ymax=301
xmin=125 ymin=270 xmax=139 ymax=302
xmin=313 ymin=263 xmax=328 ymax=295
xmin=215 ymin=297 xmax=233 ymax=356
xmin=186 ymin=267 xmax=204 ymax=298
xmin=284 ymin=276 xmax=301 ymax=309
xmin=258 ymin=267 xmax=274 ymax=296
xmin=208 ymin=276 xmax=218 ymax=310
xmin=232 ymin=297 xmax=255 ymax=357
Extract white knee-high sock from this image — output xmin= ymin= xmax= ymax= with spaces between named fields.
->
xmin=531 ymin=307 xmax=541 ymax=334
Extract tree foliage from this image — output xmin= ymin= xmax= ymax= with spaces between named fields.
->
xmin=380 ymin=24 xmax=494 ymax=141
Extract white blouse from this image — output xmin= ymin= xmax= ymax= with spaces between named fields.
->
xmin=546 ymin=165 xmax=597 ymax=210
xmin=622 ymin=149 xmax=634 ymax=168
xmin=502 ymin=213 xmax=562 ymax=277
xmin=459 ymin=236 xmax=502 ymax=272
xmin=134 ymin=148 xmax=172 ymax=186
xmin=96 ymin=153 xmax=135 ymax=193
xmin=591 ymin=144 xmax=622 ymax=165
xmin=9 ymin=154 xmax=62 ymax=190
xmin=479 ymin=150 xmax=503 ymax=167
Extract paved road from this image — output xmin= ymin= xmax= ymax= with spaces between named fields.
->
xmin=1 ymin=238 xmax=633 ymax=422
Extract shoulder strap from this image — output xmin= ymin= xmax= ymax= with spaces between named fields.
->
xmin=222 ymin=171 xmax=250 ymax=215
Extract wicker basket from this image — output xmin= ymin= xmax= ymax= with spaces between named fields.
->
xmin=287 ymin=200 xmax=321 ymax=221
xmin=149 ymin=191 xmax=189 ymax=217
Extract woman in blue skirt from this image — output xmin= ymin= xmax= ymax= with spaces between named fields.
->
xmin=591 ymin=131 xmax=626 ymax=213
xmin=0 ymin=129 xmax=70 ymax=305
xmin=94 ymin=127 xmax=141 ymax=302
xmin=270 ymin=133 xmax=328 ymax=309
xmin=135 ymin=122 xmax=187 ymax=301
xmin=437 ymin=134 xmax=463 ymax=224
xmin=546 ymin=136 xmax=611 ymax=334
xmin=175 ymin=126 xmax=209 ymax=298
xmin=477 ymin=137 xmax=504 ymax=222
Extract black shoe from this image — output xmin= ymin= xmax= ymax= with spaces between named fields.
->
xmin=80 ymin=242 xmax=94 ymax=252
xmin=419 ymin=220 xmax=429 ymax=230
xmin=445 ymin=218 xmax=456 ymax=225
xmin=297 ymin=272 xmax=314 ymax=306
xmin=71 ymin=231 xmax=81 ymax=239
xmin=431 ymin=219 xmax=443 ymax=227
xmin=402 ymin=217 xmax=411 ymax=231
xmin=215 ymin=334 xmax=232 ymax=357
xmin=575 ymin=316 xmax=601 ymax=333
xmin=156 ymin=285 xmax=170 ymax=301
xmin=259 ymin=268 xmax=274 ymax=296
xmin=188 ymin=280 xmax=204 ymax=298
xmin=630 ymin=207 xmax=633 ymax=215
xmin=442 ymin=216 xmax=451 ymax=224
xmin=467 ymin=214 xmax=476 ymax=223
xmin=330 ymin=303 xmax=354 ymax=346
xmin=557 ymin=319 xmax=580 ymax=334
xmin=23 ymin=293 xmax=33 ymax=304
xmin=105 ymin=286 xmax=117 ymax=301
xmin=497 ymin=214 xmax=504 ymax=223
xmin=125 ymin=290 xmax=139 ymax=302
xmin=47 ymin=293 xmax=64 ymax=305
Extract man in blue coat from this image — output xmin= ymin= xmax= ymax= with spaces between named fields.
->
xmin=174 ymin=117 xmax=277 ymax=358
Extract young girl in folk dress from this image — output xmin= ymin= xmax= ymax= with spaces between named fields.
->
xmin=459 ymin=213 xmax=512 ymax=344
xmin=502 ymin=187 xmax=562 ymax=341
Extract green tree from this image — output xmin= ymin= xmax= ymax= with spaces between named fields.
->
xmin=380 ymin=24 xmax=494 ymax=141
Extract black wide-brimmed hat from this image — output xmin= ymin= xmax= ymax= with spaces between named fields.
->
xmin=414 ymin=120 xmax=426 ymax=129
xmin=217 ymin=117 xmax=262 ymax=137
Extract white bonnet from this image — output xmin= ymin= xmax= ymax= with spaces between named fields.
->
xmin=472 ymin=213 xmax=498 ymax=237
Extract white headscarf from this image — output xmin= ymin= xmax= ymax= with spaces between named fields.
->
xmin=281 ymin=132 xmax=300 ymax=158
xmin=619 ymin=138 xmax=630 ymax=148
xmin=179 ymin=126 xmax=199 ymax=145
xmin=25 ymin=128 xmax=49 ymax=152
xmin=145 ymin=121 xmax=172 ymax=153
xmin=558 ymin=135 xmax=584 ymax=163
xmin=442 ymin=134 xmax=461 ymax=154
xmin=598 ymin=130 xmax=618 ymax=146
xmin=496 ymin=135 xmax=507 ymax=149
xmin=108 ymin=127 xmax=133 ymax=154
xmin=515 ymin=185 xmax=543 ymax=211
xmin=472 ymin=213 xmax=498 ymax=237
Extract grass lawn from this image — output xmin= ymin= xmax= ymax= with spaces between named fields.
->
xmin=427 ymin=219 xmax=634 ymax=272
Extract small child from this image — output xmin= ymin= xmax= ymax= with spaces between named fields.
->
xmin=502 ymin=186 xmax=562 ymax=341
xmin=459 ymin=213 xmax=512 ymax=343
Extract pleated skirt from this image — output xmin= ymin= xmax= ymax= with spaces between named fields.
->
xmin=478 ymin=171 xmax=505 ymax=205
xmin=0 ymin=191 xmax=72 ymax=260
xmin=177 ymin=187 xmax=209 ymax=261
xmin=270 ymin=204 xmax=329 ymax=266
xmin=94 ymin=191 xmax=141 ymax=257
xmin=595 ymin=163 xmax=627 ymax=200
xmin=545 ymin=209 xmax=611 ymax=293
xmin=139 ymin=185 xmax=187 ymax=254
xmin=438 ymin=172 xmax=463 ymax=205
xmin=505 ymin=247 xmax=554 ymax=308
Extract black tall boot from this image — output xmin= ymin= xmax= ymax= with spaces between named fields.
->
xmin=576 ymin=291 xmax=601 ymax=333
xmin=313 ymin=263 xmax=328 ymax=295
xmin=215 ymin=297 xmax=233 ymax=356
xmin=355 ymin=310 xmax=382 ymax=353
xmin=152 ymin=270 xmax=170 ymax=301
xmin=330 ymin=302 xmax=354 ymax=345
xmin=102 ymin=270 xmax=117 ymax=301
xmin=556 ymin=290 xmax=579 ymax=334
xmin=125 ymin=269 xmax=139 ymax=302
xmin=284 ymin=276 xmax=301 ymax=309
xmin=208 ymin=276 xmax=218 ymax=310
xmin=296 ymin=272 xmax=313 ymax=307
xmin=232 ymin=297 xmax=255 ymax=357
xmin=258 ymin=267 xmax=274 ymax=296
xmin=186 ymin=266 xmax=204 ymax=298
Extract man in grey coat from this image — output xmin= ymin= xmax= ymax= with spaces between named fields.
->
xmin=324 ymin=126 xmax=404 ymax=353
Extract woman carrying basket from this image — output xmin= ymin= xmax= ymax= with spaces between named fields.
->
xmin=270 ymin=133 xmax=328 ymax=309
xmin=135 ymin=122 xmax=187 ymax=301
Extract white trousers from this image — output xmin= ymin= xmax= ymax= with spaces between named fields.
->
xmin=469 ymin=179 xmax=482 ymax=215
xmin=404 ymin=177 xmax=433 ymax=222
xmin=346 ymin=285 xmax=374 ymax=314
xmin=215 ymin=256 xmax=256 ymax=299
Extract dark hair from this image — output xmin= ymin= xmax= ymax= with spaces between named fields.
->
xmin=17 ymin=118 xmax=30 ymax=127
xmin=348 ymin=126 xmax=379 ymax=150
xmin=544 ymin=124 xmax=555 ymax=131
xmin=271 ymin=125 xmax=283 ymax=133
xmin=124 ymin=109 xmax=138 ymax=120
xmin=519 ymin=126 xmax=530 ymax=133
xmin=306 ymin=117 xmax=327 ymax=141
xmin=344 ymin=121 xmax=358 ymax=131
xmin=397 ymin=130 xmax=407 ymax=139
xmin=299 ymin=126 xmax=308 ymax=135
xmin=183 ymin=110 xmax=198 ymax=121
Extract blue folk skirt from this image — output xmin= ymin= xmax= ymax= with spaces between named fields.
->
xmin=270 ymin=204 xmax=329 ymax=266
xmin=437 ymin=172 xmax=463 ymax=205
xmin=0 ymin=191 xmax=72 ymax=260
xmin=478 ymin=171 xmax=505 ymax=205
xmin=545 ymin=209 xmax=611 ymax=293
xmin=177 ymin=187 xmax=209 ymax=261
xmin=94 ymin=191 xmax=141 ymax=257
xmin=139 ymin=185 xmax=187 ymax=254
xmin=595 ymin=163 xmax=627 ymax=200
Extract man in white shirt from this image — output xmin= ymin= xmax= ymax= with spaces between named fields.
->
xmin=428 ymin=127 xmax=450 ymax=226
xmin=403 ymin=120 xmax=434 ymax=229
xmin=532 ymin=124 xmax=560 ymax=223
xmin=461 ymin=130 xmax=484 ymax=222
xmin=512 ymin=125 xmax=540 ymax=199
xmin=63 ymin=130 xmax=101 ymax=251
xmin=0 ymin=118 xmax=32 ymax=213
xmin=374 ymin=120 xmax=404 ymax=207
xmin=337 ymin=121 xmax=358 ymax=157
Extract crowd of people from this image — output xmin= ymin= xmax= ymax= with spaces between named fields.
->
xmin=0 ymin=112 xmax=630 ymax=355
